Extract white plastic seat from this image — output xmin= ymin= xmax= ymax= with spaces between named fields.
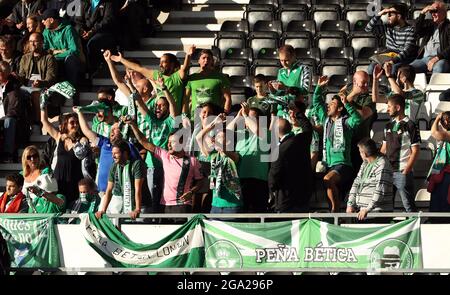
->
xmin=415 ymin=189 xmax=431 ymax=202
xmin=414 ymin=73 xmax=427 ymax=91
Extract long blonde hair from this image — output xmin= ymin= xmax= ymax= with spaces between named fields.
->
xmin=22 ymin=145 xmax=41 ymax=177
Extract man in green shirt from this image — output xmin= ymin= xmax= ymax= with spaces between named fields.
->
xmin=313 ymin=76 xmax=362 ymax=212
xmin=383 ymin=63 xmax=425 ymax=122
xmin=269 ymin=45 xmax=311 ymax=119
xmin=247 ymin=74 xmax=271 ymax=116
xmin=41 ymin=8 xmax=84 ymax=88
xmin=227 ymin=103 xmax=270 ymax=213
xmin=339 ymin=71 xmax=376 ymax=175
xmin=184 ymin=49 xmax=232 ymax=119
xmin=96 ymin=140 xmax=145 ymax=220
xmin=110 ymin=45 xmax=196 ymax=114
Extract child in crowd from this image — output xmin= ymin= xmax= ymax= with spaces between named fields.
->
xmin=0 ymin=173 xmax=27 ymax=213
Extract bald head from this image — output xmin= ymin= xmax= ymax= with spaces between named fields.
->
xmin=134 ymin=78 xmax=153 ymax=98
xmin=353 ymin=71 xmax=369 ymax=93
xmin=431 ymin=1 xmax=447 ymax=24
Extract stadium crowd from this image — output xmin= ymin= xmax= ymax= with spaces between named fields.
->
xmin=1 ymin=0 xmax=450 ymax=222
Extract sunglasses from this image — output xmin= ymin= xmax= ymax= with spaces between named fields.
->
xmin=26 ymin=153 xmax=39 ymax=160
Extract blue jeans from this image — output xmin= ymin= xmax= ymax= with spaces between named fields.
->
xmin=393 ymin=171 xmax=416 ymax=212
xmin=3 ymin=117 xmax=16 ymax=155
xmin=147 ymin=167 xmax=164 ymax=213
xmin=410 ymin=56 xmax=450 ymax=73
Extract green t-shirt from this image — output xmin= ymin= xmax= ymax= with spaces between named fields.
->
xmin=108 ymin=159 xmax=145 ymax=197
xmin=152 ymin=71 xmax=184 ymax=114
xmin=210 ymin=152 xmax=243 ymax=208
xmin=92 ymin=104 xmax=129 ymax=138
xmin=186 ymin=71 xmax=230 ymax=119
xmin=247 ymin=96 xmax=271 ymax=116
xmin=28 ymin=194 xmax=66 ymax=214
xmin=348 ymin=92 xmax=375 ymax=142
xmin=235 ymin=129 xmax=270 ymax=181
xmin=144 ymin=113 xmax=175 ymax=168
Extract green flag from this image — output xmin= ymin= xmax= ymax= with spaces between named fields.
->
xmin=0 ymin=214 xmax=60 ymax=268
xmin=204 ymin=218 xmax=422 ymax=269
xmin=79 ymin=213 xmax=205 ymax=268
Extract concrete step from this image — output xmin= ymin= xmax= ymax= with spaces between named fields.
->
xmin=140 ymin=37 xmax=214 ymax=48
xmin=161 ymin=24 xmax=222 ymax=32
xmin=166 ymin=10 xmax=244 ymax=24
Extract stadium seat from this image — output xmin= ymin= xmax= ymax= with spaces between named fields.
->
xmin=229 ymin=75 xmax=255 ymax=89
xmin=220 ymin=20 xmax=250 ymax=37
xmin=420 ymin=130 xmax=437 ymax=154
xmin=321 ymin=46 xmax=354 ymax=63
xmin=414 ymin=147 xmax=434 ymax=178
xmin=426 ymin=73 xmax=450 ymax=91
xmin=320 ymin=64 xmax=349 ymax=76
xmin=285 ymin=20 xmax=316 ymax=38
xmin=414 ymin=73 xmax=427 ymax=91
xmin=251 ymin=60 xmax=280 ymax=76
xmin=281 ymin=32 xmax=312 ymax=49
xmin=311 ymin=7 xmax=340 ymax=30
xmin=231 ymin=93 xmax=248 ymax=105
xmin=427 ymin=91 xmax=442 ymax=116
xmin=348 ymin=34 xmax=378 ymax=60
xmin=344 ymin=9 xmax=371 ymax=31
xmin=376 ymin=102 xmax=389 ymax=121
xmin=223 ymin=48 xmax=253 ymax=63
xmin=320 ymin=20 xmax=350 ymax=37
xmin=354 ymin=46 xmax=379 ymax=72
xmin=256 ymin=47 xmax=279 ymax=60
xmin=415 ymin=189 xmax=431 ymax=202
xmin=245 ymin=6 xmax=275 ymax=31
xmin=370 ymin=119 xmax=389 ymax=144
xmin=324 ymin=74 xmax=351 ymax=92
xmin=252 ymin=20 xmax=283 ymax=36
xmin=215 ymin=32 xmax=246 ymax=59
xmin=416 ymin=101 xmax=431 ymax=131
xmin=221 ymin=60 xmax=249 ymax=76
xmin=278 ymin=6 xmax=308 ymax=31
xmin=248 ymin=32 xmax=279 ymax=57
xmin=295 ymin=47 xmax=320 ymax=71
xmin=315 ymin=34 xmax=346 ymax=59
xmin=434 ymin=101 xmax=450 ymax=114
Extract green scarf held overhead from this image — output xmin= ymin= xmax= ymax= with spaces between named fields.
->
xmin=39 ymin=81 xmax=76 ymax=110
xmin=78 ymin=101 xmax=111 ymax=114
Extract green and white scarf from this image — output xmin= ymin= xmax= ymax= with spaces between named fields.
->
xmin=209 ymin=153 xmax=242 ymax=200
xmin=427 ymin=142 xmax=449 ymax=179
xmin=39 ymin=81 xmax=76 ymax=110
xmin=176 ymin=156 xmax=191 ymax=205
xmin=322 ymin=117 xmax=345 ymax=163
xmin=118 ymin=162 xmax=133 ymax=214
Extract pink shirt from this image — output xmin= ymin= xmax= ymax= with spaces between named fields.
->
xmin=154 ymin=147 xmax=203 ymax=206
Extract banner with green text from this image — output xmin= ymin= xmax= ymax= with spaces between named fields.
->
xmin=204 ymin=218 xmax=422 ymax=269
xmin=79 ymin=213 xmax=205 ymax=268
xmin=0 ymin=214 xmax=60 ymax=268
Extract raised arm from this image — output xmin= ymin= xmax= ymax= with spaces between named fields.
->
xmin=372 ymin=64 xmax=383 ymax=103
xmin=73 ymin=107 xmax=98 ymax=143
xmin=40 ymin=104 xmax=60 ymax=141
xmin=111 ymin=52 xmax=154 ymax=79
xmin=182 ymin=88 xmax=192 ymax=117
xmin=384 ymin=62 xmax=403 ymax=95
xmin=153 ymin=77 xmax=178 ymax=117
xmin=124 ymin=117 xmax=156 ymax=153
xmin=179 ymin=45 xmax=195 ymax=80
xmin=196 ymin=114 xmax=225 ymax=157
xmin=104 ymin=50 xmax=131 ymax=97
xmin=431 ymin=113 xmax=450 ymax=142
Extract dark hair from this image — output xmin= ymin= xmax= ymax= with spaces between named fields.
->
xmin=6 ymin=173 xmax=24 ymax=187
xmin=60 ymin=113 xmax=84 ymax=139
xmin=278 ymin=45 xmax=296 ymax=57
xmin=199 ymin=102 xmax=223 ymax=115
xmin=357 ymin=137 xmax=379 ymax=157
xmin=441 ymin=111 xmax=450 ymax=130
xmin=254 ymin=74 xmax=266 ymax=84
xmin=331 ymin=95 xmax=344 ymax=109
xmin=390 ymin=3 xmax=409 ymax=19
xmin=397 ymin=65 xmax=416 ymax=83
xmin=97 ymin=87 xmax=116 ymax=99
xmin=278 ymin=118 xmax=292 ymax=135
xmin=0 ymin=35 xmax=15 ymax=48
xmin=387 ymin=94 xmax=406 ymax=111
xmin=199 ymin=49 xmax=214 ymax=59
xmin=78 ymin=178 xmax=97 ymax=191
xmin=288 ymin=100 xmax=306 ymax=114
xmin=113 ymin=140 xmax=131 ymax=156
xmin=162 ymin=53 xmax=181 ymax=70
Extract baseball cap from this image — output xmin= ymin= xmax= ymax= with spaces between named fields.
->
xmin=38 ymin=8 xmax=61 ymax=21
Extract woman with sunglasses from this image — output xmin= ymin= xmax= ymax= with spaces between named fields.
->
xmin=21 ymin=145 xmax=65 ymax=213
xmin=41 ymin=104 xmax=89 ymax=208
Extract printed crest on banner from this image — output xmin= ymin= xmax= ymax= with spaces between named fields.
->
xmin=369 ymin=239 xmax=414 ymax=269
xmin=205 ymin=240 xmax=243 ymax=268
